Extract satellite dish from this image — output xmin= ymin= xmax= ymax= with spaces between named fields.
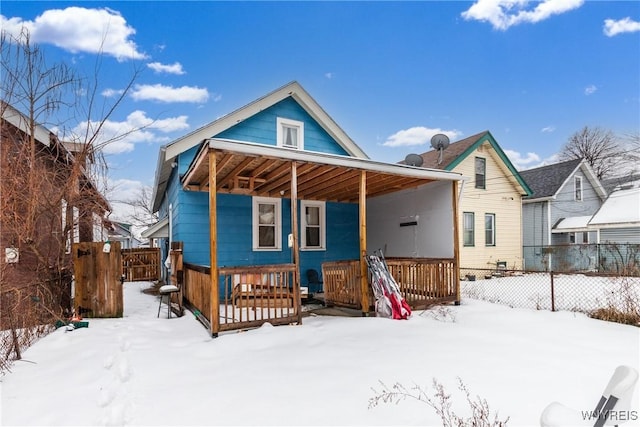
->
xmin=404 ymin=153 xmax=424 ymax=167
xmin=430 ymin=134 xmax=450 ymax=165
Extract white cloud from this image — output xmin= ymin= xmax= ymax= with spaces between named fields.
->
xmin=147 ymin=62 xmax=185 ymax=75
xmin=604 ymin=17 xmax=640 ymax=37
xmin=461 ymin=0 xmax=584 ymax=31
xmin=130 ymin=84 xmax=209 ymax=103
xmin=211 ymin=93 xmax=222 ymax=102
xmin=102 ymin=88 xmax=125 ymax=98
xmin=325 ymin=72 xmax=335 ymax=79
xmin=541 ymin=126 xmax=555 ymax=133
xmin=504 ymin=149 xmax=541 ymax=169
xmin=1 ymin=7 xmax=146 ymax=61
xmin=68 ymin=110 xmax=189 ymax=154
xmin=584 ymin=84 xmax=598 ymax=95
xmin=383 ymin=127 xmax=462 ymax=147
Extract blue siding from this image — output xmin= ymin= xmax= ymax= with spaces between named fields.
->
xmin=171 ymin=191 xmax=359 ymax=293
xmin=162 ymin=95 xmax=361 ymax=294
xmin=216 ymin=98 xmax=350 ymax=156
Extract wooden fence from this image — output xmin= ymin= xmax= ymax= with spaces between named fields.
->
xmin=183 ymin=263 xmax=301 ymax=334
xmin=122 ymin=247 xmax=161 ymax=281
xmin=322 ymin=257 xmax=458 ymax=311
xmin=73 ymin=241 xmax=123 ymax=317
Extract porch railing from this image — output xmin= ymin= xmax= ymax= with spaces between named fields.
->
xmin=183 ymin=263 xmax=301 ymax=334
xmin=385 ymin=257 xmax=458 ymax=309
xmin=322 ymin=260 xmax=367 ymax=309
xmin=322 ymin=257 xmax=458 ymax=311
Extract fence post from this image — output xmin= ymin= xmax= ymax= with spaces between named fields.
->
xmin=550 ymin=271 xmax=555 ymax=312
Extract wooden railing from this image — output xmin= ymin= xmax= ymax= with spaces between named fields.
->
xmin=385 ymin=258 xmax=458 ymax=309
xmin=121 ymin=247 xmax=160 ymax=281
xmin=183 ymin=263 xmax=301 ymax=334
xmin=321 ymin=257 xmax=458 ymax=311
xmin=322 ymin=260 xmax=367 ymax=309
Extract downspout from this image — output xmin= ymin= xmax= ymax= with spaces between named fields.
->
xmin=547 ymin=200 xmax=552 ymax=271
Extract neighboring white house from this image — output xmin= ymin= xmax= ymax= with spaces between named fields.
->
xmin=589 ymin=187 xmax=640 ymax=244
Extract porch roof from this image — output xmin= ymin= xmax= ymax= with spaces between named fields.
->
xmin=182 ymin=139 xmax=463 ymax=202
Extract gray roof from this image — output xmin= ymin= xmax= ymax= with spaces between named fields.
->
xmin=519 ymin=158 xmax=582 ymax=199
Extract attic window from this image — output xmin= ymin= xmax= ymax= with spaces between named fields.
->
xmin=475 ymin=157 xmax=486 ymax=189
xmin=277 ymin=118 xmax=304 ymax=150
xmin=574 ymin=176 xmax=583 ymax=201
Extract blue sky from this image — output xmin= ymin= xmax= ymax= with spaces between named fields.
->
xmin=2 ymin=1 xmax=639 ymax=221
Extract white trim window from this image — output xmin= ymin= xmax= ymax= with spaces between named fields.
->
xmin=485 ymin=213 xmax=496 ymax=246
xmin=301 ymin=201 xmax=325 ymax=250
xmin=463 ymin=212 xmax=475 ymax=247
xmin=252 ymin=197 xmax=281 ymax=250
xmin=574 ymin=176 xmax=583 ymax=201
xmin=276 ymin=117 xmax=304 ymax=150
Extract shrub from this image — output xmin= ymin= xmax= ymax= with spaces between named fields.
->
xmin=369 ymin=377 xmax=509 ymax=427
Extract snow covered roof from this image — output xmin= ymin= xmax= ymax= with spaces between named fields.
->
xmin=552 ymin=215 xmax=592 ymax=232
xmin=589 ymin=188 xmax=640 ymax=227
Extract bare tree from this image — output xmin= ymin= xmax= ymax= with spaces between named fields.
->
xmin=559 ymin=126 xmax=624 ymax=180
xmin=118 ymin=184 xmax=158 ymax=228
xmin=0 ymin=28 xmax=141 ymax=371
xmin=621 ymin=132 xmax=640 ymax=171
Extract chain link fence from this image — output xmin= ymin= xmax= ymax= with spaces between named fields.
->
xmin=1 ymin=275 xmax=72 ymax=374
xmin=523 ymin=243 xmax=640 ymax=275
xmin=460 ymin=267 xmax=640 ymax=323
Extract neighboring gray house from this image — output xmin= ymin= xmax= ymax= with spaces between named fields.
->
xmin=519 ymin=158 xmax=607 ymax=270
xmin=108 ymin=221 xmax=142 ymax=249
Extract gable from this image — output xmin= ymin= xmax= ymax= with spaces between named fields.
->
xmin=418 ymin=131 xmax=531 ymax=196
xmin=215 ymin=98 xmax=350 ymax=156
xmin=152 ymin=82 xmax=368 ymax=211
xmin=521 ymin=159 xmax=607 ymax=202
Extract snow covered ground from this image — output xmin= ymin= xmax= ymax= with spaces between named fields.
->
xmin=1 ymin=281 xmax=639 ymax=426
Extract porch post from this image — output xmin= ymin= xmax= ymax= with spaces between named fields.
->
xmin=209 ymin=149 xmax=220 ymax=337
xmin=290 ymin=161 xmax=302 ymax=324
xmin=452 ymin=180 xmax=461 ymax=305
xmin=359 ymin=170 xmax=369 ymax=316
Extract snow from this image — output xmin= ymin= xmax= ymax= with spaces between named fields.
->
xmin=590 ymin=188 xmax=640 ymax=226
xmin=1 ymin=281 xmax=639 ymax=426
xmin=553 ymin=215 xmax=592 ymax=231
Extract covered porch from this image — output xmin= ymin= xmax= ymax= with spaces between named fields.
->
xmin=180 ymin=138 xmax=463 ymax=336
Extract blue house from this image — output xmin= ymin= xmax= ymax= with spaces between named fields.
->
xmin=146 ymin=82 xmax=463 ymax=335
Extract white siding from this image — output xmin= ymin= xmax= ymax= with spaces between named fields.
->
xmin=367 ymin=180 xmax=454 ymax=258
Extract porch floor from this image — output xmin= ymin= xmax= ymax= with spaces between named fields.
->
xmin=302 ymin=292 xmax=363 ymax=318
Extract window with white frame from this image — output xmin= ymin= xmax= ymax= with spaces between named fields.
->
xmin=485 ymin=213 xmax=495 ymax=246
xmin=574 ymin=176 xmax=583 ymax=201
xmin=301 ymin=201 xmax=325 ymax=250
xmin=463 ymin=212 xmax=475 ymax=246
xmin=475 ymin=157 xmax=486 ymax=189
xmin=252 ymin=197 xmax=281 ymax=250
xmin=276 ymin=117 xmax=304 ymax=150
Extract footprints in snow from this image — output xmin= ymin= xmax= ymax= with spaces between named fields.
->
xmin=98 ymin=330 xmax=133 ymax=425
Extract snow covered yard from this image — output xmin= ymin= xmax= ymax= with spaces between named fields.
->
xmin=1 ymin=281 xmax=639 ymax=426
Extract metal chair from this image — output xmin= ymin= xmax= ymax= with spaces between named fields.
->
xmin=306 ymin=268 xmax=323 ymax=295
xmin=157 ymin=283 xmax=180 ymax=318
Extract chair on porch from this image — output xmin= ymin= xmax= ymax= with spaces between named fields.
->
xmin=540 ymin=365 xmax=638 ymax=427
xmin=306 ymin=269 xmax=322 ymax=296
